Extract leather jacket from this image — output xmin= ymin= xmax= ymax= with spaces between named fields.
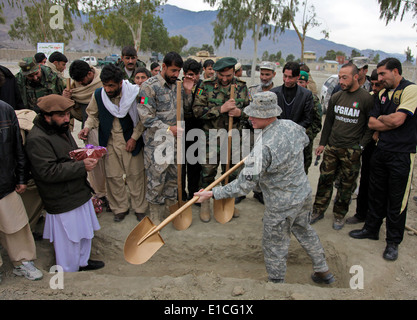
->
xmin=0 ymin=100 xmax=28 ymax=200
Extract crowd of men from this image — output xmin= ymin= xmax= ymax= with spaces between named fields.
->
xmin=0 ymin=44 xmax=416 ymax=286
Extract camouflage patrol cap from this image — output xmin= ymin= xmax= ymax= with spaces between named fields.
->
xmin=244 ymin=91 xmax=282 ymax=118
xmin=37 ymin=94 xmax=74 ymax=114
xmin=299 ymin=71 xmax=309 ymax=81
xmin=259 ymin=61 xmax=276 ymax=71
xmin=19 ymin=57 xmax=40 ymax=76
xmin=213 ymin=57 xmax=238 ymax=71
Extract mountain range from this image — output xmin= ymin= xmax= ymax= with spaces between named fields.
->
xmin=0 ymin=3 xmax=405 ymax=62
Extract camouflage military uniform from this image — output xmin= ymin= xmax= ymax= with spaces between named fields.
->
xmin=15 ymin=65 xmax=65 ymax=113
xmin=212 ymin=97 xmax=330 ymax=282
xmin=138 ymin=73 xmax=192 ymax=205
xmin=303 ymin=94 xmax=322 ymax=173
xmin=192 ymin=77 xmax=249 ymax=187
xmin=118 ymin=60 xmax=147 ymax=84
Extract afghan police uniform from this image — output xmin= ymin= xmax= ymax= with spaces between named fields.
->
xmin=212 ymin=92 xmax=333 ymax=284
xmin=138 ymin=73 xmax=192 ymax=223
xmin=15 ymin=57 xmax=65 ymax=113
xmin=192 ymin=57 xmax=249 ymax=221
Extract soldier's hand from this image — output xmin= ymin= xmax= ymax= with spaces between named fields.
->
xmin=62 ymin=88 xmax=72 ymax=99
xmin=126 ymin=138 xmax=137 ymax=153
xmin=228 ymin=107 xmax=242 ymax=118
xmin=78 ymin=128 xmax=90 ymax=140
xmin=182 ymin=75 xmax=194 ymax=94
xmin=83 ymin=158 xmax=98 ymax=172
xmin=221 ymin=99 xmax=236 ymax=113
xmin=194 ymin=189 xmax=213 ymax=203
xmin=168 ymin=125 xmax=183 ymax=138
xmin=315 ymin=145 xmax=325 ymax=156
xmin=15 ymin=184 xmax=27 ymax=194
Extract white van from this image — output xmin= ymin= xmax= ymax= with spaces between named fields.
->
xmin=80 ymin=56 xmax=98 ymax=66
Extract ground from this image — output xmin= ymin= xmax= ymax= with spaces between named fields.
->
xmin=0 ymin=67 xmax=416 ymax=302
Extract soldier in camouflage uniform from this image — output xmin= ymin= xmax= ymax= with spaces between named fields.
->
xmin=195 ymin=92 xmax=335 ymax=285
xmin=311 ymin=62 xmax=373 ymax=230
xmin=15 ymin=57 xmax=65 ymax=113
xmin=118 ymin=46 xmax=147 ymax=84
xmin=138 ymin=52 xmax=194 ymax=224
xmin=192 ymin=57 xmax=249 ymax=222
xmin=297 ymin=71 xmax=323 ymax=174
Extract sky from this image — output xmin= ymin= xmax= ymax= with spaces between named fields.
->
xmin=166 ymin=0 xmax=417 ymax=55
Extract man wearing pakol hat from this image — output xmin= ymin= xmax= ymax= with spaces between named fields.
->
xmin=195 ymin=91 xmax=335 ymax=285
xmin=297 ymin=70 xmax=323 ymax=174
xmin=192 ymin=56 xmax=250 ymax=222
xmin=15 ymin=57 xmax=65 ymax=112
xmin=79 ymin=64 xmax=148 ymax=223
xmin=25 ymin=94 xmax=104 ymax=273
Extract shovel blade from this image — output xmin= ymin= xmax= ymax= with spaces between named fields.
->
xmin=124 ymin=217 xmax=165 ymax=265
xmin=170 ymin=202 xmax=193 ymax=231
xmin=213 ymin=198 xmax=235 ymax=224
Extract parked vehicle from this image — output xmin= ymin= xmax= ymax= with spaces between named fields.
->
xmin=320 ymin=74 xmax=338 ymax=114
xmin=97 ymin=54 xmax=120 ymax=68
xmin=80 ymin=56 xmax=98 ymax=66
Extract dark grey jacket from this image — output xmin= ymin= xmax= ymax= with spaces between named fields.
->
xmin=25 ymin=115 xmax=93 ymax=214
xmin=0 ymin=100 xmax=27 ymax=200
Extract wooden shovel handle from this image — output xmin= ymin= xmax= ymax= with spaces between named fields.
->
xmin=176 ymin=81 xmax=183 ymax=204
xmin=66 ymin=78 xmax=71 ymax=89
xmin=138 ymin=156 xmax=248 ymax=244
xmin=225 ymin=85 xmax=235 ymax=185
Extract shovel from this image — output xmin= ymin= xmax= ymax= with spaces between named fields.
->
xmin=124 ymin=157 xmax=247 ymax=265
xmin=171 ymin=81 xmax=193 ymax=231
xmin=213 ymin=84 xmax=236 ymax=224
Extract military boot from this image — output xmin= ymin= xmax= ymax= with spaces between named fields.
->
xmin=149 ymin=203 xmax=163 ymax=225
xmin=199 ymin=200 xmax=211 ymax=223
xmin=164 ymin=199 xmax=177 ymax=220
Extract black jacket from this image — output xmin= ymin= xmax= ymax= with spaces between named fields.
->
xmin=0 ymin=100 xmax=28 ymax=200
xmin=271 ymin=85 xmax=313 ymax=129
xmin=0 ymin=65 xmax=24 ymax=110
xmin=25 ymin=115 xmax=93 ymax=214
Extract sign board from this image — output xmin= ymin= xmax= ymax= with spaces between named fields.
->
xmin=37 ymin=43 xmax=65 ymax=57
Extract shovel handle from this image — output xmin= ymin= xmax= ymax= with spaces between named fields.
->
xmin=137 ymin=156 xmax=248 ymax=245
xmin=176 ymin=81 xmax=183 ymax=204
xmin=66 ymin=78 xmax=71 ymax=89
xmin=225 ymin=85 xmax=235 ymax=185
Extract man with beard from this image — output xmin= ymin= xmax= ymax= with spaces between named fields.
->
xmin=66 ymin=60 xmax=110 ymax=213
xmin=25 ymin=94 xmax=104 ymax=273
xmin=15 ymin=57 xmax=65 ymax=112
xmin=118 ymin=46 xmax=146 ymax=84
xmin=248 ymin=61 xmax=277 ymax=100
xmin=310 ymin=62 xmax=374 ymax=230
xmin=192 ymin=57 xmax=249 ymax=222
xmin=78 ymin=64 xmax=148 ymax=223
xmin=349 ymin=58 xmax=417 ymax=261
xmin=138 ymin=52 xmax=194 ymax=224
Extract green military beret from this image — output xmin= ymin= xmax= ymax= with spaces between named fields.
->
xmin=213 ymin=57 xmax=238 ymax=72
xmin=18 ymin=57 xmax=40 ymax=76
xmin=299 ymin=70 xmax=309 ymax=81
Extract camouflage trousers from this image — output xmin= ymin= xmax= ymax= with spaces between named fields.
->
xmin=263 ymin=195 xmax=329 ymax=281
xmin=313 ymin=145 xmax=361 ymax=219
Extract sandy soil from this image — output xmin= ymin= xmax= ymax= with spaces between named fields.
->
xmin=1 ymin=69 xmax=416 ymax=302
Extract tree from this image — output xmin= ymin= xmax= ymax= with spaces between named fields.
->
xmin=168 ymin=35 xmax=188 ymax=54
xmin=351 ymin=49 xmax=361 ymax=58
xmin=6 ymin=0 xmax=79 ymax=46
xmin=262 ymin=50 xmax=270 ymax=61
xmin=204 ymin=0 xmax=284 ymax=82
xmin=279 ymin=0 xmax=329 ymax=62
xmin=405 ymin=46 xmax=414 ymax=63
xmin=378 ymin=0 xmax=417 ymax=29
xmin=373 ymin=53 xmax=381 ymax=64
xmin=85 ymin=0 xmax=166 ymax=52
xmin=286 ymin=53 xmax=295 ymax=62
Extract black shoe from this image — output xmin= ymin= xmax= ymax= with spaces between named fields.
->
xmin=235 ymin=196 xmax=246 ymax=204
xmin=253 ymin=191 xmax=264 ymax=204
xmin=135 ymin=212 xmax=146 ymax=222
xmin=311 ymin=271 xmax=335 ymax=284
xmin=310 ymin=212 xmax=324 ymax=225
xmin=113 ymin=210 xmax=129 ymax=222
xmin=383 ymin=243 xmax=398 ymax=261
xmin=99 ymin=196 xmax=112 ymax=212
xmin=349 ymin=228 xmax=379 ymax=240
xmin=79 ymin=260 xmax=105 ymax=271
